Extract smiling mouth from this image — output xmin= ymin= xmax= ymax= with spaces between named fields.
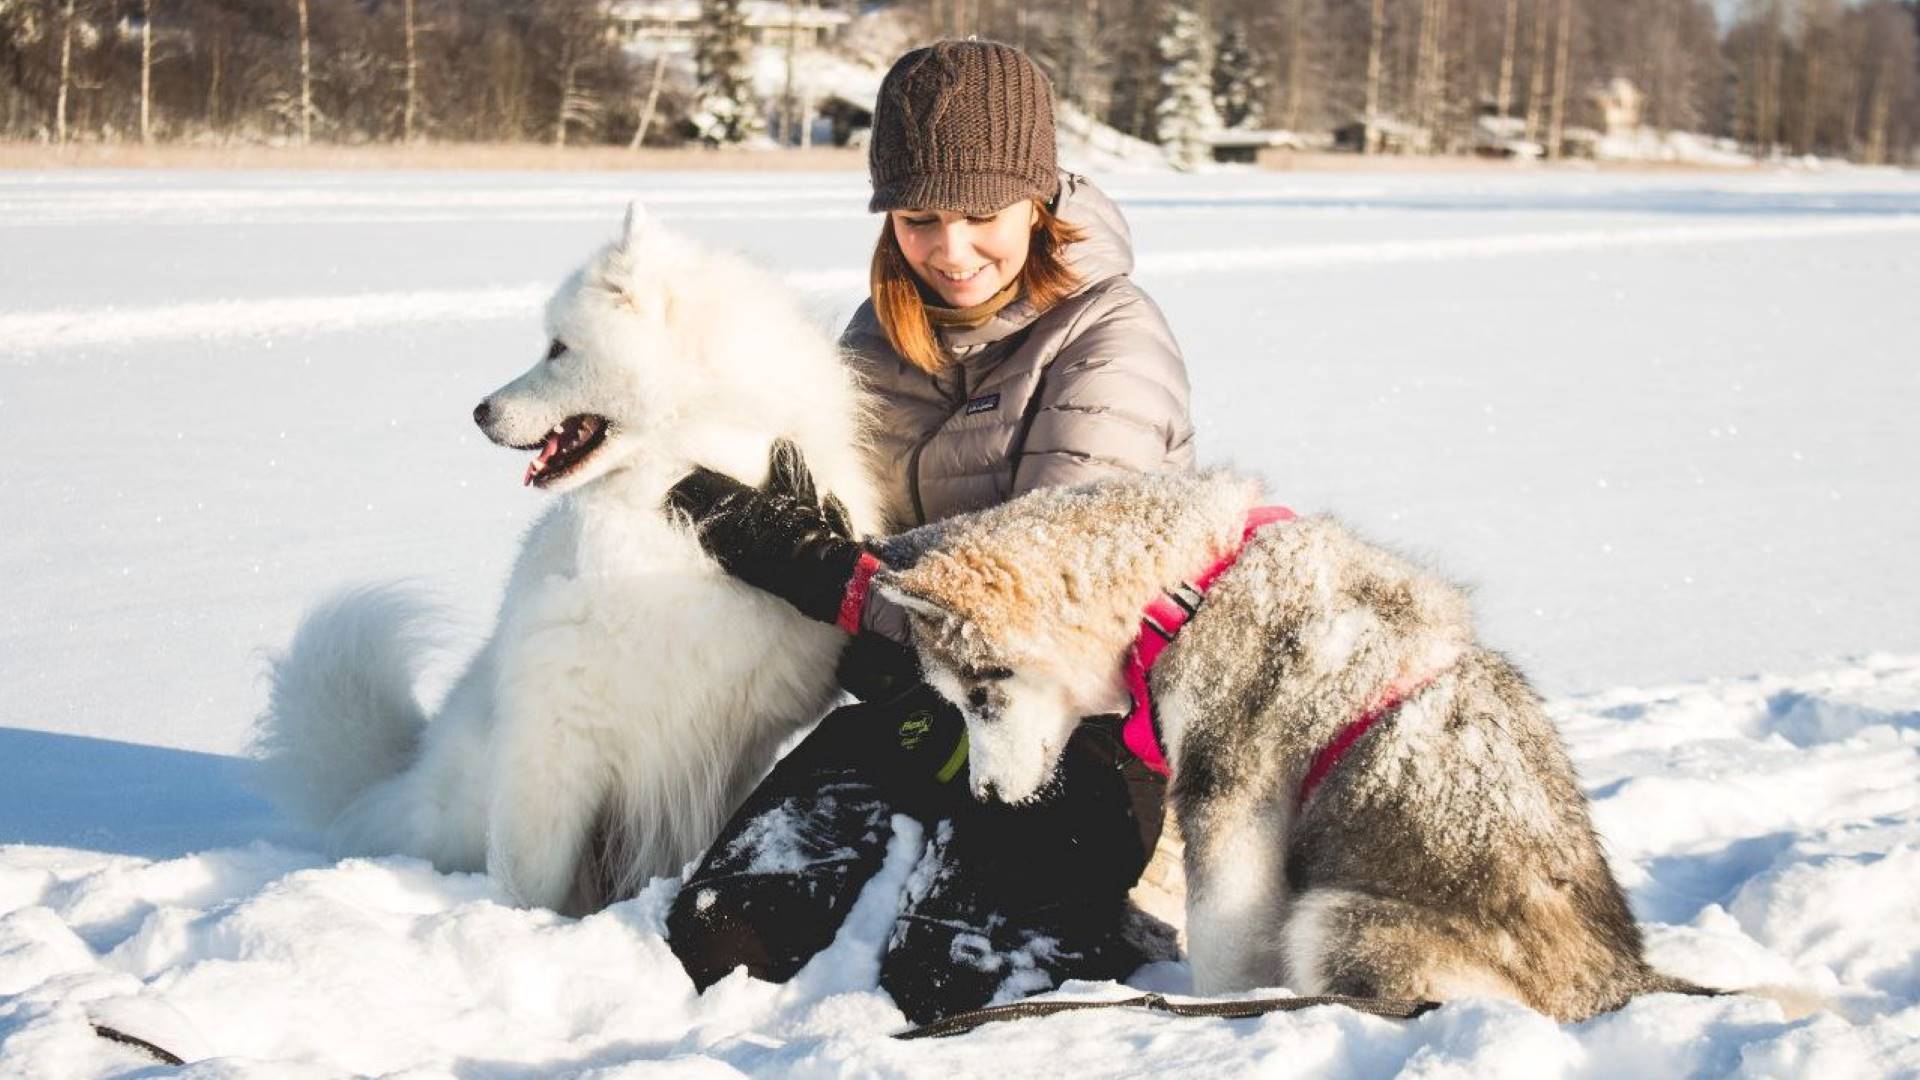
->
xmin=935 ymin=265 xmax=987 ymax=283
xmin=518 ymin=414 xmax=609 ymax=488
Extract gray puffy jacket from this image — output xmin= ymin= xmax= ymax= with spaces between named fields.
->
xmin=843 ymin=173 xmax=1195 ymax=640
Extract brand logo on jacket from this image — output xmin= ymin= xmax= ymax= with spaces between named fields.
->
xmin=964 ymin=393 xmax=1001 ymax=416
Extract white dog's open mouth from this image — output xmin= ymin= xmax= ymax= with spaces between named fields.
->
xmin=520 ymin=414 xmax=609 ymax=488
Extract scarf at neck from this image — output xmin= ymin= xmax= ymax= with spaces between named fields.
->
xmin=923 ymin=278 xmax=1022 ymax=330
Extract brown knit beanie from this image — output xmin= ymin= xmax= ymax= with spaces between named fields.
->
xmin=868 ymin=40 xmax=1060 ymax=216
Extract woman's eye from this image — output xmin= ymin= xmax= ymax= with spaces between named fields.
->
xmin=545 ymin=340 xmax=567 ymax=361
xmin=904 ymin=216 xmax=937 ymax=228
xmin=967 ymin=686 xmax=989 ymax=710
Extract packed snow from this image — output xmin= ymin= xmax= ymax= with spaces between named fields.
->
xmin=2 ymin=166 xmax=1918 ymax=1076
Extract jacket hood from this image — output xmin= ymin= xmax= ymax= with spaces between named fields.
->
xmin=1055 ymin=172 xmax=1135 ymax=283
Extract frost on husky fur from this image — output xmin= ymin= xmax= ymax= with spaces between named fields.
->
xmin=877 ymin=471 xmax=1733 ymax=1022
xmin=255 ymin=203 xmax=883 ymax=916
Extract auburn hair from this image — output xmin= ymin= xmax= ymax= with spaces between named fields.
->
xmin=870 ymin=201 xmax=1087 ymax=375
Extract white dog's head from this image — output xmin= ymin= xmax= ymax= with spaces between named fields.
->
xmin=471 ymin=202 xmax=700 ymax=493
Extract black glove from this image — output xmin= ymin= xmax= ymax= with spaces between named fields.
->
xmin=667 ymin=439 xmax=867 ymax=626
xmin=836 ymin=630 xmax=923 ymax=702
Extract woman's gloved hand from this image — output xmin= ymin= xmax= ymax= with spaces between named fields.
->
xmin=667 ymin=439 xmax=870 ymax=626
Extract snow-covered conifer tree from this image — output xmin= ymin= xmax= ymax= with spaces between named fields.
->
xmin=1154 ymin=1 xmax=1222 ymax=168
xmin=690 ymin=0 xmax=762 ymax=146
xmin=1213 ymin=22 xmax=1267 ymax=131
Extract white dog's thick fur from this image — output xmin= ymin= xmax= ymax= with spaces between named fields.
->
xmin=254 ymin=206 xmax=882 ymax=915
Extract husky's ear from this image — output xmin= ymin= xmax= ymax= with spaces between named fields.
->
xmin=873 ymin=574 xmax=959 ymax=625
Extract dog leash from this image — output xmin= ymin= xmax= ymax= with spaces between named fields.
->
xmin=93 ymin=1024 xmax=187 ymax=1066
xmin=894 ymin=991 xmax=1440 ymax=1040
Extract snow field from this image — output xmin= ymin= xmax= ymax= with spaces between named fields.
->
xmin=2 ymin=166 xmax=1919 ymax=1075
xmin=1 ymin=659 xmax=1914 ymax=1076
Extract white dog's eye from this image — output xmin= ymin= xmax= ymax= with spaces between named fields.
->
xmin=545 ymin=339 xmax=567 ymax=361
xmin=967 ymin=686 xmax=989 ymax=710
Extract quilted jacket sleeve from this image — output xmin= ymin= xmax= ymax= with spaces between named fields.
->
xmin=1012 ymin=285 xmax=1196 ymax=496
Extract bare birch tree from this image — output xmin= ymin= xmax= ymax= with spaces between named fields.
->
xmin=1363 ymin=0 xmax=1386 ymax=150
xmin=1545 ymin=0 xmax=1571 ymax=158
xmin=1523 ymin=0 xmax=1549 ymax=142
xmin=1495 ymin=0 xmax=1520 ymax=117
xmin=401 ymin=0 xmax=419 ymax=142
xmin=295 ymin=0 xmax=311 ymax=144
xmin=139 ymin=0 xmax=153 ymax=142
xmin=55 ymin=0 xmax=76 ymax=144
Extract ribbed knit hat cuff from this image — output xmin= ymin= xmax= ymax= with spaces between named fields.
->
xmin=868 ymin=170 xmax=1061 ymax=216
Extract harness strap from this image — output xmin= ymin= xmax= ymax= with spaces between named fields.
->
xmin=1122 ymin=506 xmax=1295 ymax=775
xmin=1121 ymin=505 xmax=1451 ymax=814
xmin=1293 ymin=671 xmax=1442 ymax=814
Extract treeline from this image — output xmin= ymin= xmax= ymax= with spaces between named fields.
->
xmin=2 ymin=0 xmax=1916 ymax=164
xmin=0 ymin=0 xmax=671 ymax=146
xmin=1021 ymin=0 xmax=1920 ymax=164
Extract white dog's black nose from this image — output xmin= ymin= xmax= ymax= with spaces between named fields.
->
xmin=472 ymin=400 xmax=492 ymax=428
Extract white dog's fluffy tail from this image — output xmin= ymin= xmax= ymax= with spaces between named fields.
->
xmin=253 ymin=585 xmax=435 ymax=833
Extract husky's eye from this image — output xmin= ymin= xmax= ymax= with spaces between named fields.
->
xmin=967 ymin=686 xmax=989 ymax=710
xmin=545 ymin=339 xmax=567 ymax=361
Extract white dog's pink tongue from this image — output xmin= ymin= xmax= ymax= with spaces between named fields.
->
xmin=523 ymin=432 xmax=564 ymax=487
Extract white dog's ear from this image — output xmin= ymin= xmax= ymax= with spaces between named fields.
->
xmin=617 ymin=200 xmax=651 ymax=253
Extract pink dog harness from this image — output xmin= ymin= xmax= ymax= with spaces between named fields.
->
xmin=1122 ymin=506 xmax=1295 ymax=773
xmin=1121 ymin=507 xmax=1441 ymax=812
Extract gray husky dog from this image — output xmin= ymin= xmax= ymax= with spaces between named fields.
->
xmin=871 ymin=470 xmax=1711 ymax=1022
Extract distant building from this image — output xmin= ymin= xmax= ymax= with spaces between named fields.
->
xmin=1334 ymin=117 xmax=1431 ymax=155
xmin=1471 ymin=114 xmax=1543 ymax=159
xmin=1592 ymin=77 xmax=1643 ymax=137
xmin=607 ymin=0 xmax=852 ymax=53
xmin=1201 ymin=129 xmax=1318 ymax=164
xmin=815 ymin=95 xmax=871 ymax=147
xmin=1558 ymin=127 xmax=1603 ymax=159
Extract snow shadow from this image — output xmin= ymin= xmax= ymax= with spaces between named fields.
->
xmin=0 ymin=728 xmax=283 ymax=859
xmin=1632 ymin=832 xmax=1799 ymax=926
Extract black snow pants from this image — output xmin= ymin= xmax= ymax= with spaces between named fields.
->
xmin=665 ymin=682 xmax=1173 ymax=1024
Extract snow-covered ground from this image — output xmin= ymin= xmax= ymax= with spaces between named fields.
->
xmin=2 ymin=166 xmax=1918 ymax=1076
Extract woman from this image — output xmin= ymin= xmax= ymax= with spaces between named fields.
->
xmin=664 ymin=39 xmax=1195 ymax=1023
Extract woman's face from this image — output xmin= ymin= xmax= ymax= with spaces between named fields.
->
xmin=890 ymin=201 xmax=1040 ymax=308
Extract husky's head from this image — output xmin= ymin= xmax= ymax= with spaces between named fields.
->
xmin=874 ymin=474 xmax=1260 ymax=803
xmin=471 ymin=202 xmax=702 ymax=493
xmin=877 ymin=571 xmax=1126 ymax=804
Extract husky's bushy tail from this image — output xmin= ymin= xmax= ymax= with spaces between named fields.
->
xmin=253 ymin=585 xmax=434 ymax=837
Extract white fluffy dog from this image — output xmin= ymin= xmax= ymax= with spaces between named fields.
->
xmin=254 ymin=205 xmax=881 ymax=915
